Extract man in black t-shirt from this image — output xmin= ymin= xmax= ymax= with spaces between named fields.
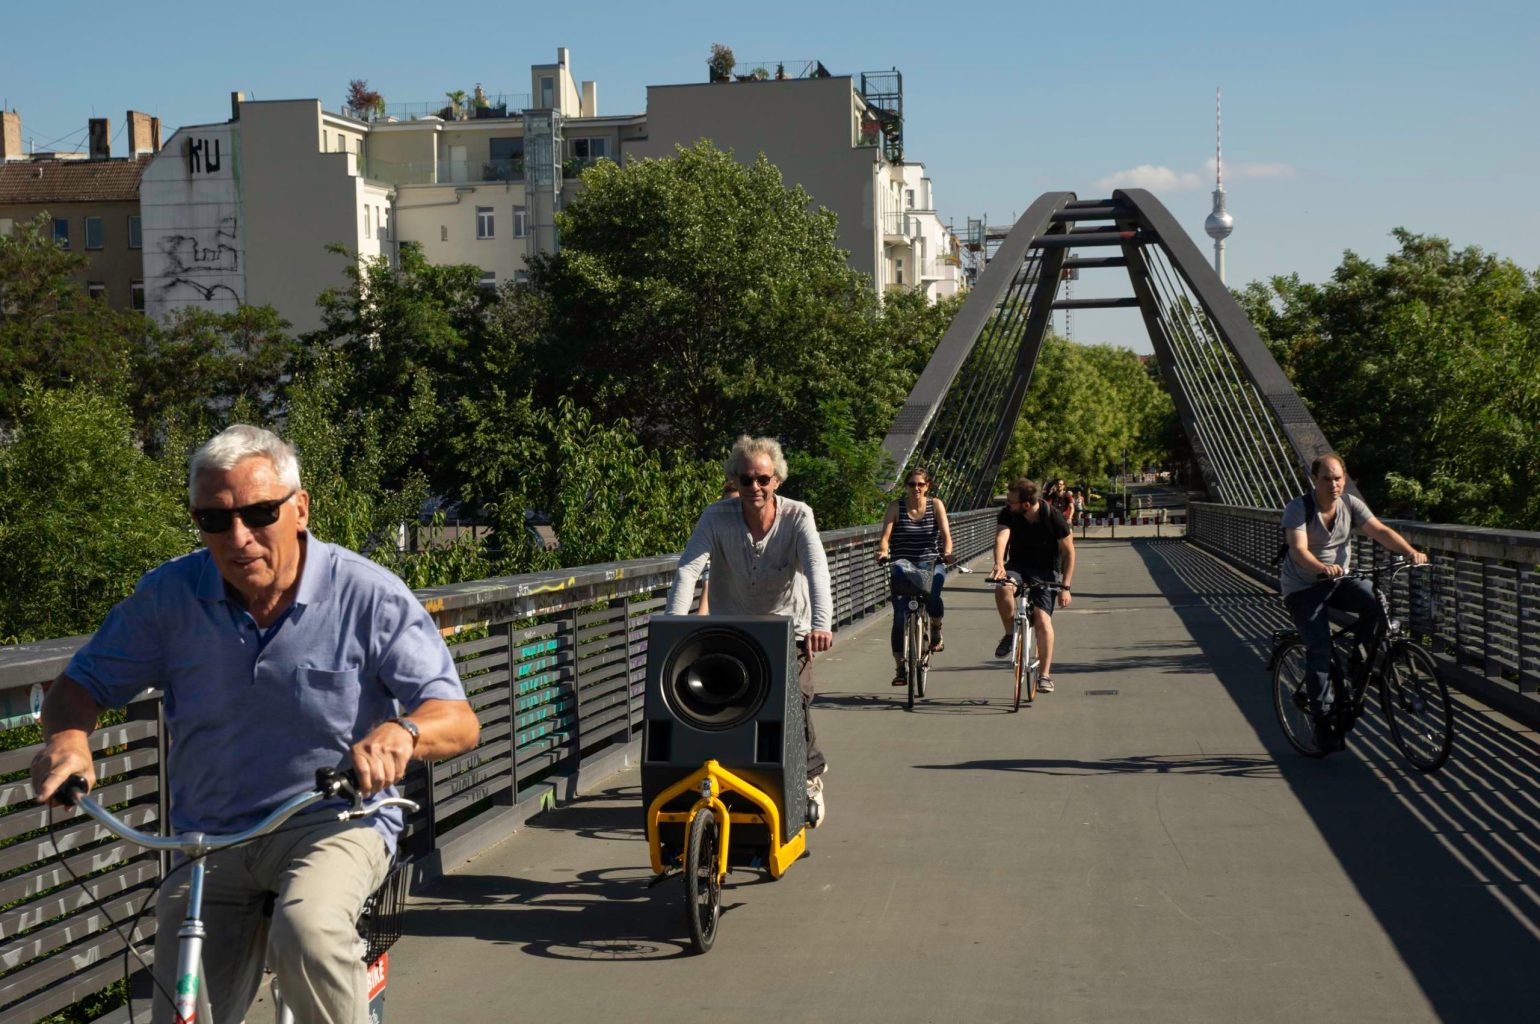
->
xmin=987 ymin=479 xmax=1076 ymax=692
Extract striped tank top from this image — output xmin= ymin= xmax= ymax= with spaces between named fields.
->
xmin=890 ymin=498 xmax=940 ymax=561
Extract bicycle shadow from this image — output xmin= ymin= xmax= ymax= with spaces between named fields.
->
xmin=1135 ymin=539 xmax=1540 ymax=1023
xmin=403 ymin=786 xmax=780 ymax=962
xmin=914 ymin=753 xmax=1281 ymax=779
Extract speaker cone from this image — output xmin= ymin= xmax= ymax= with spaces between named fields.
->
xmin=662 ymin=628 xmax=770 ymax=730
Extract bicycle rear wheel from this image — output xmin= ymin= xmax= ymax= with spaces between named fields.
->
xmin=684 ymin=807 xmax=721 ymax=953
xmin=1382 ymin=641 xmax=1453 ymax=772
xmin=1272 ymin=641 xmax=1326 ymax=758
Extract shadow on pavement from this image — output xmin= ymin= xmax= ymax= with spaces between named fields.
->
xmin=1134 ymin=538 xmax=1540 ymax=1023
xmin=405 ymin=788 xmax=767 ymax=962
xmin=915 ymin=753 xmax=1280 ymax=779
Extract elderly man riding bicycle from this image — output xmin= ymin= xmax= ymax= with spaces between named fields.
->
xmin=31 ymin=424 xmax=481 ymax=1024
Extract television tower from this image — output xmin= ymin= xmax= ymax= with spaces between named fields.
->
xmin=1203 ymin=88 xmax=1234 ymax=283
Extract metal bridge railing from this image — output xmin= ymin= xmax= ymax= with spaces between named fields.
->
xmin=1189 ymin=502 xmax=1540 ymax=720
xmin=0 ymin=507 xmax=999 ymax=1023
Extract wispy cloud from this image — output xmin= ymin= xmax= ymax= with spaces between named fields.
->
xmin=1096 ymin=165 xmax=1204 ymax=192
xmin=1096 ymin=159 xmax=1297 ymax=193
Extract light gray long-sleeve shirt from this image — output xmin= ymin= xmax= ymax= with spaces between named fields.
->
xmin=665 ymin=496 xmax=832 ymax=637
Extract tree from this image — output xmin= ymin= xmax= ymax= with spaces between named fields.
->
xmin=345 ymin=79 xmax=385 ymax=119
xmin=132 ymin=304 xmax=298 ymax=455
xmin=0 ymin=213 xmax=147 ymax=420
xmin=529 ymin=142 xmax=909 ymax=464
xmin=0 ymin=385 xmax=192 ymax=642
xmin=1238 ymin=230 xmax=1540 ymax=527
xmin=998 ymin=335 xmax=1176 ymax=489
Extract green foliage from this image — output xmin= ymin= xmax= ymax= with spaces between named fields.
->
xmin=1237 ymin=230 xmax=1540 ymax=527
xmin=0 ymin=213 xmax=147 ymax=420
xmin=781 ymin=400 xmax=892 ymax=529
xmin=132 ymin=304 xmax=298 ymax=453
xmin=530 ymin=142 xmax=904 ymax=461
xmin=0 ymin=385 xmax=193 ymax=642
xmin=496 ymin=398 xmax=720 ymax=571
xmin=998 ymin=335 xmax=1177 ymax=488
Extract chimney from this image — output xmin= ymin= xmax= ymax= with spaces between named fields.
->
xmin=231 ymin=91 xmax=245 ymax=120
xmin=127 ymin=110 xmax=161 ymax=157
xmin=89 ymin=117 xmax=111 ymax=160
xmin=557 ymin=47 xmax=569 ymax=66
xmin=0 ymin=111 xmax=20 ymax=162
xmin=581 ymin=81 xmax=597 ymax=118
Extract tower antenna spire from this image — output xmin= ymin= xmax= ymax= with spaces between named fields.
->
xmin=1204 ymin=87 xmax=1234 ymax=283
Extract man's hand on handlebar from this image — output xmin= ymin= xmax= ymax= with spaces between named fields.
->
xmin=30 ymin=738 xmax=95 ymax=807
xmin=350 ymin=722 xmax=414 ymax=797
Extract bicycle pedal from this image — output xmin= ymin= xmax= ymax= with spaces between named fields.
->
xmin=646 ymin=869 xmax=679 ymax=889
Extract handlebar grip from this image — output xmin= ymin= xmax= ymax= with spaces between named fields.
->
xmin=58 ymin=774 xmax=90 ymax=807
xmin=315 ymin=766 xmax=361 ymax=802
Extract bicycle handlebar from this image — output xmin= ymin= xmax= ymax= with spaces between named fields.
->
xmin=1316 ymin=560 xmax=1431 ymax=583
xmin=987 ymin=577 xmax=1064 ymax=594
xmin=56 ymin=767 xmax=420 ymax=856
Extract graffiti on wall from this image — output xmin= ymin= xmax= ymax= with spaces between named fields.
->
xmin=155 ymin=216 xmax=241 ymax=302
xmin=186 ymin=136 xmax=222 ymax=175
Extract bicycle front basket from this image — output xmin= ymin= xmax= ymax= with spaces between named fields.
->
xmin=358 ymin=861 xmax=412 ymax=963
xmin=890 ymin=559 xmax=932 ymax=598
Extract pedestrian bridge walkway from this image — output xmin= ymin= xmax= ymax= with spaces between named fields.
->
xmin=357 ymin=540 xmax=1540 ymax=1024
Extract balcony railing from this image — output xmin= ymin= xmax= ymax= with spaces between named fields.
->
xmin=344 ymin=93 xmax=533 ymax=123
xmin=357 ymin=157 xmax=526 ymax=187
xmin=881 ymin=212 xmax=914 ymax=240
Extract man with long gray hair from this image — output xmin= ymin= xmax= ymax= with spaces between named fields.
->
xmin=32 ymin=424 xmax=480 ymax=1024
xmin=667 ymin=435 xmax=834 ymax=826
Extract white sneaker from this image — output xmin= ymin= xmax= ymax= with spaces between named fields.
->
xmin=1038 ymin=676 xmax=1055 ymax=693
xmin=806 ymin=775 xmax=826 ymax=828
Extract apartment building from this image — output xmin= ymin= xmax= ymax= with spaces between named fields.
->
xmin=0 ymin=110 xmax=161 ymax=310
xmin=140 ymin=48 xmax=637 ymax=331
xmin=139 ymin=48 xmax=958 ymax=330
xmin=630 ymin=66 xmax=962 ymax=302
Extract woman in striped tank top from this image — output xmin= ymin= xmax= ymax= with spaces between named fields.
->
xmin=875 ymin=467 xmax=954 ymax=686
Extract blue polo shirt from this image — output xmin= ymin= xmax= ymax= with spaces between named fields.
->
xmin=66 ymin=535 xmax=465 ymax=853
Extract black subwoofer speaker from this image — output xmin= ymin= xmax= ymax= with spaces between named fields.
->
xmin=642 ymin=615 xmax=806 ymax=842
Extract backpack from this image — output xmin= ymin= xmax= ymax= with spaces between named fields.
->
xmin=1275 ymin=492 xmax=1360 ymax=568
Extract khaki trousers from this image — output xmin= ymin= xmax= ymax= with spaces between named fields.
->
xmin=150 ymin=814 xmax=390 ymax=1024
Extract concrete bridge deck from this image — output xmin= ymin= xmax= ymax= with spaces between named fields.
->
xmin=335 ymin=540 xmax=1540 ymax=1023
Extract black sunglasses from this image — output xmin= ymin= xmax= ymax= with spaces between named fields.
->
xmin=737 ymin=473 xmax=774 ymax=488
xmin=906 ymin=479 xmax=928 ymax=488
xmin=191 ymin=490 xmax=296 ymax=533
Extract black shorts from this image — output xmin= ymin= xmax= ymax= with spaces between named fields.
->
xmin=1006 ymin=567 xmax=1059 ymax=617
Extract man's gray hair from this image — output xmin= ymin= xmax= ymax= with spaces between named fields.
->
xmin=187 ymin=425 xmax=302 ymax=503
xmin=725 ymin=435 xmax=789 ymax=481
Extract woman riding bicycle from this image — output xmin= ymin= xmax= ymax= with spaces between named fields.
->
xmin=876 ymin=467 xmax=953 ymax=686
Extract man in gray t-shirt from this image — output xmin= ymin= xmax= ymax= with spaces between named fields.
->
xmin=1281 ymin=454 xmax=1426 ymax=731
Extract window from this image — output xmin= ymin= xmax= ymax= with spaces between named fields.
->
xmin=441 ymin=225 xmax=448 ymax=242
xmin=571 ymin=137 xmax=609 ymax=165
xmin=130 ymin=281 xmax=145 ymax=311
xmin=53 ymin=218 xmax=70 ymax=248
xmin=85 ymin=217 xmax=104 ymax=250
xmin=377 ymin=206 xmax=386 ymax=240
xmin=488 ymin=137 xmax=524 ymax=180
xmin=128 ymin=215 xmax=142 ymax=249
xmin=478 ymin=270 xmax=496 ymax=289
xmin=363 ymin=205 xmax=371 ymax=239
xmin=87 ymin=281 xmax=106 ymax=301
xmin=476 ymin=207 xmax=494 ymax=239
xmin=895 ymin=258 xmax=904 ymax=286
xmin=512 ymin=206 xmax=527 ymax=238
xmin=906 ymin=189 xmax=915 ymax=209
xmin=540 ymin=76 xmax=554 ymax=108
xmin=323 ymin=129 xmax=329 ymax=150
xmin=515 ymin=270 xmax=529 ymax=285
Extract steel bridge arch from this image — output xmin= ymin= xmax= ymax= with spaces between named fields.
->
xmin=881 ymin=189 xmax=1335 ymax=509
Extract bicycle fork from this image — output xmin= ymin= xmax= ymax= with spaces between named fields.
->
xmin=174 ymin=850 xmax=210 ymax=1024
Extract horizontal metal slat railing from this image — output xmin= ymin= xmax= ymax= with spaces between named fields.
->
xmin=0 ymin=506 xmax=999 ymax=1023
xmin=1187 ymin=501 xmax=1540 ymax=720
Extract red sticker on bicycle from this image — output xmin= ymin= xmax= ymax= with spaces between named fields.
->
xmin=366 ymin=952 xmax=389 ymax=1000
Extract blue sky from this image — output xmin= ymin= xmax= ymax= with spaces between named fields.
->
xmin=6 ymin=0 xmax=1536 ymax=351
